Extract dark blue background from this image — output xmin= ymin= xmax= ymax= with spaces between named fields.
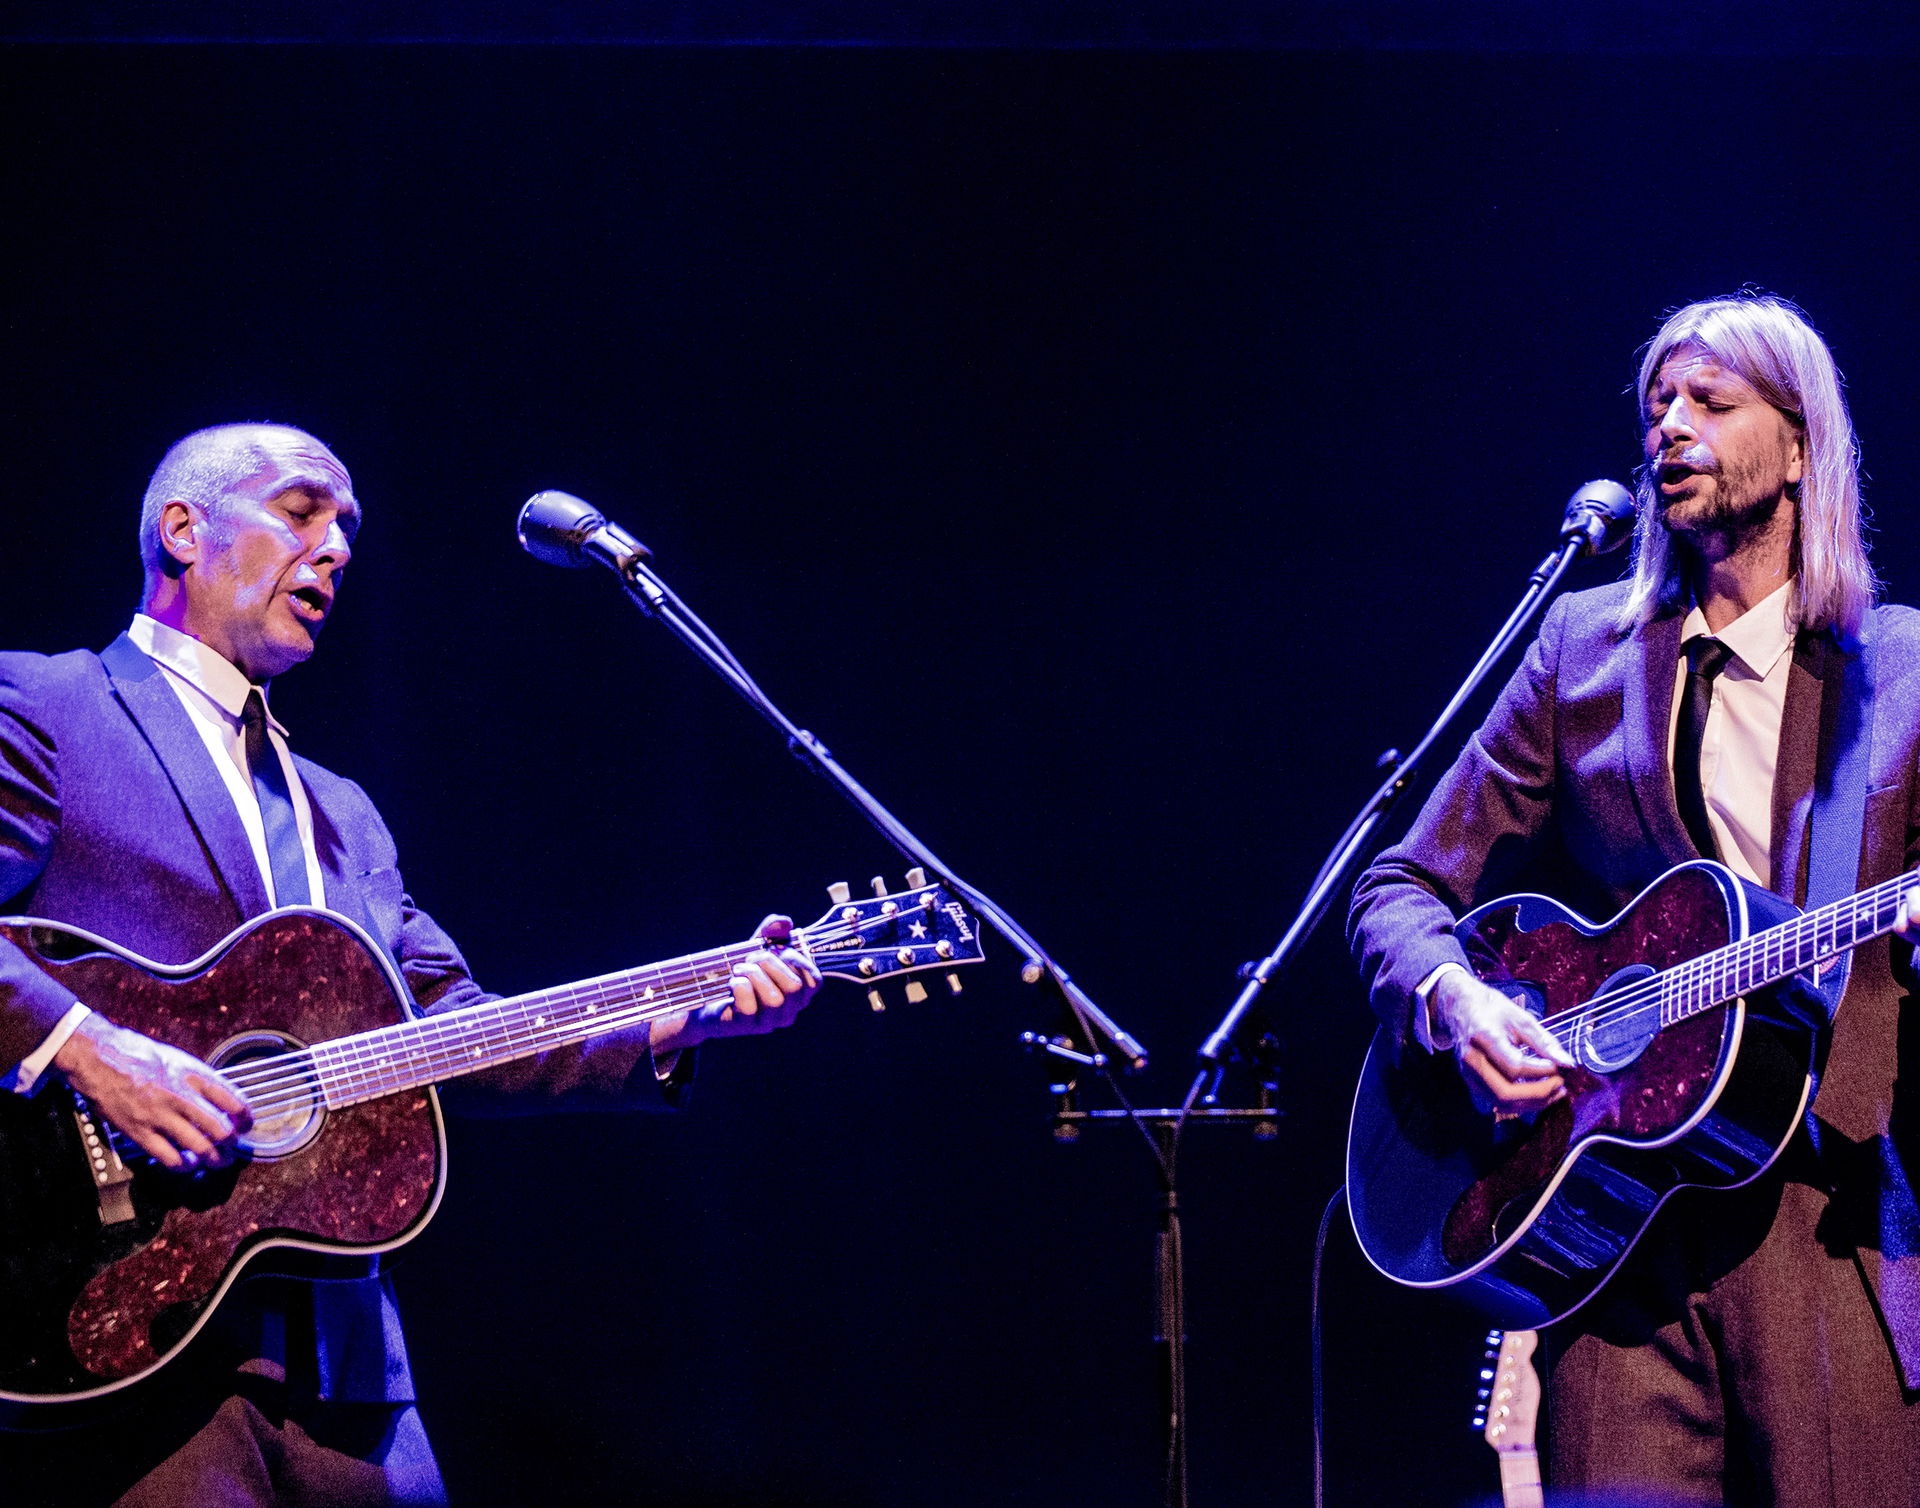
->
xmin=3 ymin=17 xmax=1915 ymax=1505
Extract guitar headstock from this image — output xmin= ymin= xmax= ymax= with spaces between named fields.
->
xmin=1472 ymin=1328 xmax=1541 ymax=1455
xmin=799 ymin=869 xmax=986 ymax=1010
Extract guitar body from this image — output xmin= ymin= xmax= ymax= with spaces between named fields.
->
xmin=1348 ymin=861 xmax=1815 ymax=1328
xmin=0 ymin=872 xmax=985 ymax=1427
xmin=0 ymin=909 xmax=444 ymax=1416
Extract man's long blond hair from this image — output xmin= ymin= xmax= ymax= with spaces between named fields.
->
xmin=1619 ymin=294 xmax=1877 ymax=642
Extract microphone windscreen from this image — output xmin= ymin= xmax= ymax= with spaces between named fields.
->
xmin=517 ymin=490 xmax=603 ymax=568
xmin=1563 ymin=478 xmax=1637 ymax=555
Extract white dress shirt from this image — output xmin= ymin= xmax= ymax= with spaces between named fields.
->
xmin=1669 ymin=581 xmax=1795 ymax=890
xmin=1415 ymin=582 xmax=1796 ymax=1049
xmin=6 ymin=616 xmax=326 ymax=1092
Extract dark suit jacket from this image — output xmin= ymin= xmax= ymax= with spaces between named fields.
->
xmin=1348 ymin=581 xmax=1920 ymax=1382
xmin=0 ymin=634 xmax=678 ymax=1402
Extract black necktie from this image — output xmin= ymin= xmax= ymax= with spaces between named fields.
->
xmin=1675 ymin=636 xmax=1735 ymax=861
xmin=240 ymin=690 xmax=311 ymax=907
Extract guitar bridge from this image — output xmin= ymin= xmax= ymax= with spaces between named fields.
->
xmin=70 ymin=1089 xmax=137 ymax=1227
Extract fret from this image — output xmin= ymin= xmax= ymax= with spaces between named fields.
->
xmin=1626 ymin=870 xmax=1920 ymax=1034
xmin=211 ymin=881 xmax=975 ymax=1111
xmin=306 ymin=938 xmax=772 ymax=1107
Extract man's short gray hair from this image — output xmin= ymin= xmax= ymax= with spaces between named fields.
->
xmin=137 ymin=422 xmax=317 ymax=584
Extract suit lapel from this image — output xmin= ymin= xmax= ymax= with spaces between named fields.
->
xmin=1622 ymin=610 xmax=1695 ymax=865
xmin=100 ymin=634 xmax=271 ymax=919
xmin=1770 ymin=636 xmax=1828 ymax=905
xmin=301 ymin=774 xmax=379 ymax=941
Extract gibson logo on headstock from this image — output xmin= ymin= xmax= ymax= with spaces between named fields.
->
xmin=943 ymin=901 xmax=974 ymax=941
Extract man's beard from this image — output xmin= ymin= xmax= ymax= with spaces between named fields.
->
xmin=1644 ymin=453 xmax=1789 ymax=546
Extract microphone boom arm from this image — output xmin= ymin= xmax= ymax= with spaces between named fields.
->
xmin=577 ymin=534 xmax=1149 ymax=1070
xmin=1191 ymin=479 xmax=1631 ymax=1083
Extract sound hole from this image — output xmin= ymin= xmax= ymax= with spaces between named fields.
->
xmin=1577 ymin=964 xmax=1660 ymax=1073
xmin=209 ymin=1030 xmax=325 ymax=1160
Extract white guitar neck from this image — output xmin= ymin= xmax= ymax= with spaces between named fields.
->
xmin=1497 ymin=1451 xmax=1543 ymax=1508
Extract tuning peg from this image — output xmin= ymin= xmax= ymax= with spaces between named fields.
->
xmin=905 ymin=866 xmax=927 ymax=889
xmin=827 ymin=880 xmax=852 ymax=905
xmin=945 ymin=973 xmax=963 ymax=995
xmin=1021 ymin=959 xmax=1046 ymax=984
xmin=870 ymin=876 xmax=888 ymax=897
xmin=904 ymin=981 xmax=928 ymax=1004
xmin=867 ymin=988 xmax=885 ymax=1012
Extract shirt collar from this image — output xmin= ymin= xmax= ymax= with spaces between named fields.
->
xmin=127 ymin=614 xmax=288 ymax=734
xmin=1679 ymin=580 xmax=1796 ymax=680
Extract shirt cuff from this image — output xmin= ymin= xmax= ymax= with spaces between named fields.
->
xmin=4 ymin=1001 xmax=91 ymax=1095
xmin=1412 ymin=963 xmax=1469 ymax=1053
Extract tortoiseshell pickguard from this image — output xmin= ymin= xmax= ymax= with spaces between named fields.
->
xmin=0 ymin=911 xmax=442 ymax=1394
xmin=1441 ymin=868 xmax=1736 ymax=1268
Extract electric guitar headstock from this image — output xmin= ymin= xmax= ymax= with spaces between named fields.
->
xmin=1472 ymin=1328 xmax=1543 ymax=1508
xmin=799 ymin=868 xmax=985 ymax=1010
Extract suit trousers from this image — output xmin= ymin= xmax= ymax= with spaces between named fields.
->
xmin=3 ymin=1363 xmax=445 ymax=1507
xmin=1547 ymin=1161 xmax=1920 ymax=1507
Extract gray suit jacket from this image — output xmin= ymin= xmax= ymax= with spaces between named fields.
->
xmin=1348 ymin=581 xmax=1920 ymax=1382
xmin=0 ymin=634 xmax=677 ymax=1401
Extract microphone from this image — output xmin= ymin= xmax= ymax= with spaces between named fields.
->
xmin=517 ymin=490 xmax=652 ymax=575
xmin=1560 ymin=478 xmax=1636 ymax=556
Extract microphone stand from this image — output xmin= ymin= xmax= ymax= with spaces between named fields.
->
xmin=522 ymin=490 xmax=1177 ymax=1497
xmin=1149 ymin=489 xmax=1626 ymax=1506
xmin=525 ymin=479 xmax=1622 ymax=1508
xmin=1044 ymin=517 xmax=1613 ymax=1508
xmin=612 ymin=554 xmax=1149 ymax=1073
xmin=1192 ymin=518 xmax=1613 ymax=1089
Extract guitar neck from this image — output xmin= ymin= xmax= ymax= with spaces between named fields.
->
xmin=1663 ymin=867 xmax=1918 ymax=1025
xmin=1497 ymin=1453 xmax=1543 ymax=1508
xmin=1478 ymin=1328 xmax=1542 ymax=1508
xmin=310 ymin=940 xmax=761 ymax=1107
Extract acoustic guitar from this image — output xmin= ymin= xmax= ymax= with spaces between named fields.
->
xmin=1348 ymin=856 xmax=1918 ymax=1328
xmin=0 ymin=875 xmax=982 ymax=1422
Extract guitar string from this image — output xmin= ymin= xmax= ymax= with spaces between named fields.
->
xmin=215 ymin=913 xmax=880 ymax=1096
xmin=214 ymin=937 xmax=767 ymax=1096
xmin=234 ymin=979 xmax=731 ymax=1116
xmin=218 ymin=941 xmax=767 ymax=1102
xmin=233 ymin=994 xmax=702 ymax=1114
xmin=222 ymin=937 xmax=790 ymax=1106
xmin=216 ymin=908 xmax=939 ymax=1113
xmin=1540 ymin=873 xmax=1912 ymax=1044
xmin=282 ymin=914 xmax=935 ymax=1101
xmin=221 ymin=907 xmax=905 ymax=1100
xmin=1527 ymin=871 xmax=1917 ymax=1053
xmin=92 ymin=979 xmax=739 ymax=1161
xmin=92 ymin=910 xmax=941 ymax=1158
xmin=1455 ymin=869 xmax=1914 ymax=1056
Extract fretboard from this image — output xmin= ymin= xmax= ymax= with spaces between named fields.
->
xmin=306 ymin=940 xmax=765 ymax=1108
xmin=1656 ymin=869 xmax=1919 ymax=1028
xmin=1497 ymin=1455 xmax=1543 ymax=1508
